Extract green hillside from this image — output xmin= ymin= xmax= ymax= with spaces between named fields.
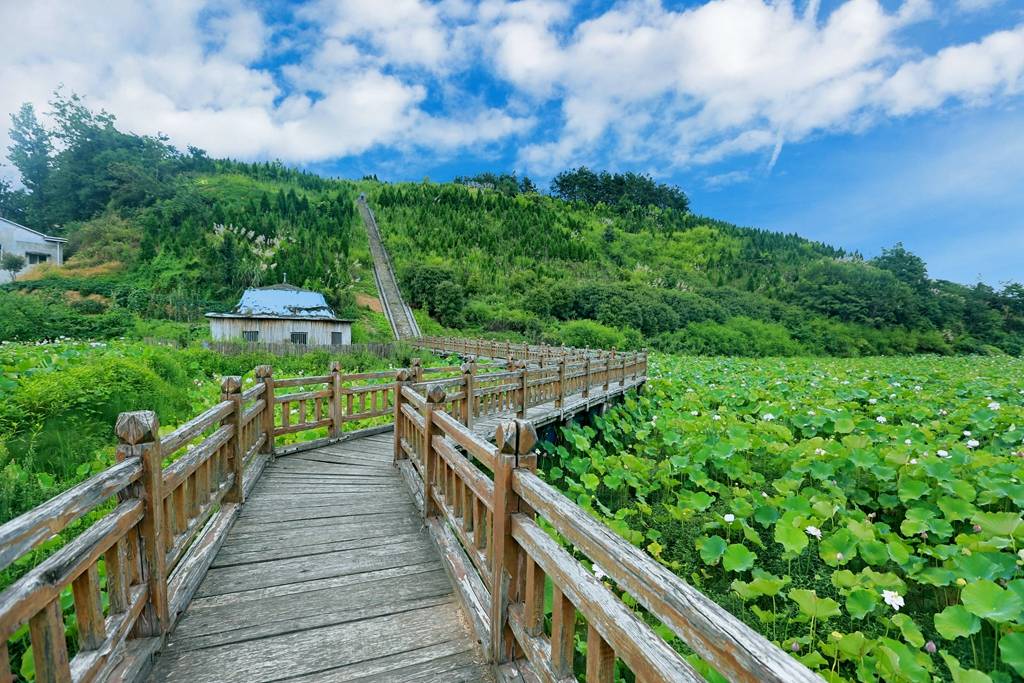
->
xmin=368 ymin=178 xmax=1024 ymax=355
xmin=1 ymin=96 xmax=1022 ymax=356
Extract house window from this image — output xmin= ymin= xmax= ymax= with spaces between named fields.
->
xmin=331 ymin=332 xmax=345 ymax=346
xmin=242 ymin=330 xmax=259 ymax=342
xmin=290 ymin=332 xmax=308 ymax=345
xmin=26 ymin=252 xmax=49 ymax=265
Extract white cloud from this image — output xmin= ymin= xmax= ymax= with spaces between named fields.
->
xmin=878 ymin=25 xmax=1024 ymax=114
xmin=0 ymin=0 xmax=1021 ymax=184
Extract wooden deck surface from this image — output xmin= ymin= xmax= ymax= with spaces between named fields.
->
xmin=147 ymin=379 xmax=640 ymax=683
xmin=147 ymin=432 xmax=494 ymax=682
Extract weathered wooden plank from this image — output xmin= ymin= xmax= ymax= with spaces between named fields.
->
xmin=0 ymin=499 xmax=143 ymax=638
xmin=0 ymin=458 xmax=140 ymax=573
xmin=148 ymin=604 xmax=476 ymax=682
xmin=166 ymin=569 xmax=455 ymax=651
xmin=196 ymin=541 xmax=437 ymax=597
xmin=160 ymin=401 xmax=232 ymax=456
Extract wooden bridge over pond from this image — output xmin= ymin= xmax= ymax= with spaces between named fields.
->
xmin=1 ymin=337 xmax=821 ymax=683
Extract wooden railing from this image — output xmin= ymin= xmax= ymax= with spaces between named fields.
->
xmin=392 ymin=357 xmax=823 ymax=682
xmin=0 ymin=338 xmax=816 ymax=683
xmin=414 ymin=335 xmax=621 ymax=365
xmin=0 ymin=359 xmax=462 ymax=683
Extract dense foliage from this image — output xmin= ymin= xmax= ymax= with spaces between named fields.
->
xmin=1 ymin=94 xmax=385 ymax=341
xmin=545 ymin=355 xmax=1024 ymax=681
xmin=369 ymin=181 xmax=1023 ymax=355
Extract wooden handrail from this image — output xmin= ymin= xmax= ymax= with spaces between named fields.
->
xmin=392 ymin=350 xmax=819 ymax=682
xmin=0 ymin=342 xmax=651 ymax=682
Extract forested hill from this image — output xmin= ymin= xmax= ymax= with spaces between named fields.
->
xmin=1 ymin=96 xmax=1022 ymax=355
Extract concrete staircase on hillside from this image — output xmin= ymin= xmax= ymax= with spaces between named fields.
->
xmin=357 ymin=194 xmax=421 ymax=340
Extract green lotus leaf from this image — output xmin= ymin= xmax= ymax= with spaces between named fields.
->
xmin=890 ymin=613 xmax=925 ymax=648
xmin=898 ymin=478 xmax=928 ymax=502
xmin=846 ymin=587 xmax=879 ymax=619
xmin=941 ymin=653 xmax=993 ymax=683
xmin=960 ymin=580 xmax=1024 ymax=622
xmin=934 ymin=605 xmax=981 ymax=640
xmin=820 ymin=528 xmax=858 ymax=566
xmin=775 ymin=520 xmax=809 ymax=557
xmin=789 ymin=588 xmax=841 ymax=620
xmin=722 ymin=543 xmax=756 ymax=572
xmin=999 ymin=632 xmax=1024 ymax=677
xmin=697 ymin=535 xmax=728 ymax=565
xmin=973 ymin=512 xmax=1022 ymax=537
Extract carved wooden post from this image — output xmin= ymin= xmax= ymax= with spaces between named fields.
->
xmin=583 ymin=355 xmax=592 ymax=399
xmin=116 ymin=411 xmax=168 ymax=637
xmin=423 ymin=385 xmax=446 ymax=518
xmin=221 ymin=376 xmax=245 ymax=505
xmin=491 ymin=419 xmax=538 ymax=663
xmin=329 ymin=361 xmax=342 ymax=438
xmin=460 ymin=358 xmax=476 ymax=428
xmin=556 ymin=358 xmax=566 ymax=410
xmin=515 ymin=360 xmax=527 ymax=419
xmin=604 ymin=352 xmax=613 ymax=393
xmin=393 ymin=368 xmax=411 ymax=463
xmin=411 ymin=357 xmax=424 ymax=385
xmin=255 ymin=365 xmax=275 ymax=458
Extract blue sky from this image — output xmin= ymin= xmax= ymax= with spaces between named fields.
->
xmin=1 ymin=0 xmax=1022 ymax=285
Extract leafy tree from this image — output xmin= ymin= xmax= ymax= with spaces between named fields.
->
xmin=7 ymin=103 xmax=52 ymax=225
xmin=1 ymin=253 xmax=26 ymax=281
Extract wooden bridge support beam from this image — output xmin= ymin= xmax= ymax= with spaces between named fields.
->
xmin=423 ymin=386 xmax=446 ymax=518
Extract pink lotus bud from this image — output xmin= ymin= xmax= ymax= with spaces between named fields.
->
xmin=925 ymin=641 xmax=937 ymax=654
xmin=791 ymin=642 xmax=800 ymax=652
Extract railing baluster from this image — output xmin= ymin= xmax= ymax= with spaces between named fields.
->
xmin=71 ymin=563 xmax=104 ymax=651
xmin=29 ymin=599 xmax=70 ymax=683
xmin=586 ymin=624 xmax=615 ymax=683
xmin=550 ymin=586 xmax=576 ymax=678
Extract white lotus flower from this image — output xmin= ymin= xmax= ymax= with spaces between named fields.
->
xmin=723 ymin=514 xmax=736 ymax=523
xmin=814 ymin=448 xmax=827 ymax=455
xmin=805 ymin=526 xmax=822 ymax=539
xmin=989 ymin=402 xmax=1001 ymax=410
xmin=712 ymin=414 xmax=721 ymax=421
xmin=964 ymin=430 xmax=972 ymax=437
xmin=967 ymin=439 xmax=980 ymax=449
xmin=869 ymin=398 xmax=878 ymax=405
xmin=876 ymin=416 xmax=887 ymax=424
xmin=882 ymin=590 xmax=904 ymax=611
xmin=937 ymin=449 xmax=950 ymax=458
xmin=762 ymin=413 xmax=775 ymax=422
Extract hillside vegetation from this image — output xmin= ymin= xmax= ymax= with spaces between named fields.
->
xmin=369 ymin=174 xmax=1023 ymax=356
xmin=0 ymin=96 xmax=1021 ymax=356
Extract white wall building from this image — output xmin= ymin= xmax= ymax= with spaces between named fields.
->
xmin=0 ymin=216 xmax=67 ymax=282
xmin=206 ymin=284 xmax=353 ymax=345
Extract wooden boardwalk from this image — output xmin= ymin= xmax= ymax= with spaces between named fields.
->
xmin=145 ymin=384 xmax=631 ymax=682
xmin=147 ymin=431 xmax=494 ymax=682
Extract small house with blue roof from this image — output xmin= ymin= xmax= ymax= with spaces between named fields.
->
xmin=206 ymin=283 xmax=353 ymax=345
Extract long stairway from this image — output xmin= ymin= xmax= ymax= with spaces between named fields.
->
xmin=357 ymin=195 xmax=420 ymax=340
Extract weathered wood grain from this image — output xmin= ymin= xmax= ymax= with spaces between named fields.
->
xmin=513 ymin=514 xmax=703 ymax=682
xmin=0 ymin=458 xmax=140 ymax=573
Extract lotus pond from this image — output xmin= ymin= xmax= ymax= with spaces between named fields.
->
xmin=543 ymin=354 xmax=1024 ymax=682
